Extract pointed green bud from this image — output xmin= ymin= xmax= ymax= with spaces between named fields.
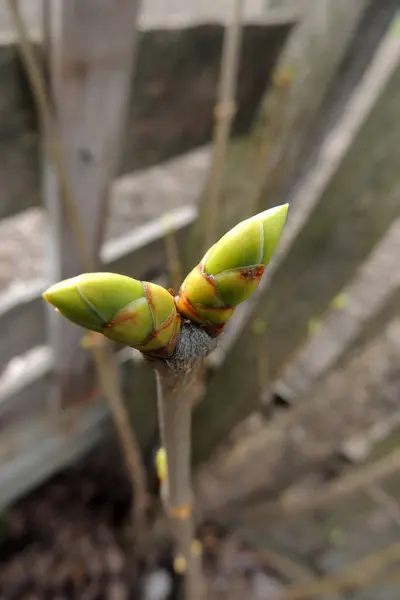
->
xmin=176 ymin=204 xmax=288 ymax=332
xmin=43 ymin=273 xmax=180 ymax=356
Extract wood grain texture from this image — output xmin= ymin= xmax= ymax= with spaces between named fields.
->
xmin=273 ymin=217 xmax=400 ymax=402
xmin=252 ymin=0 xmax=370 ymax=212
xmin=0 ymin=401 xmax=109 ymax=509
xmin=0 ymin=23 xmax=292 ymax=220
xmin=282 ymin=0 xmax=400 ymax=201
xmin=192 ymin=21 xmax=400 ymax=464
xmin=254 ymin=0 xmax=399 ymax=213
xmin=43 ymin=0 xmax=142 ymax=407
xmin=195 ymin=315 xmax=400 ymax=512
xmin=194 ymin=0 xmax=391 ymax=361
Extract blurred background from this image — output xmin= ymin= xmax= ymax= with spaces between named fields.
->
xmin=0 ymin=0 xmax=399 ymax=598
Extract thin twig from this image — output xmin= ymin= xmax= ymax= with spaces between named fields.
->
xmin=90 ymin=335 xmax=148 ymax=544
xmin=281 ymin=541 xmax=400 ymax=599
xmin=150 ymin=323 xmax=217 ymax=600
xmin=7 ymin=0 xmax=148 ymax=553
xmin=201 ymin=0 xmax=245 ymax=253
xmin=155 ymin=368 xmax=200 ymax=598
xmin=162 ymin=213 xmax=183 ymax=292
xmin=248 ymin=68 xmax=293 ymax=216
xmin=156 ymin=367 xmax=195 ymax=585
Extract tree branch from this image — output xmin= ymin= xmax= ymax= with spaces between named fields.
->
xmin=149 ymin=322 xmax=217 ymax=599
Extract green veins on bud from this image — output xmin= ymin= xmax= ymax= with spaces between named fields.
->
xmin=43 ymin=273 xmax=180 ymax=356
xmin=176 ymin=204 xmax=288 ymax=332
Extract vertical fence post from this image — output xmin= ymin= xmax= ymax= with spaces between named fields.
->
xmin=43 ymin=0 xmax=141 ymax=408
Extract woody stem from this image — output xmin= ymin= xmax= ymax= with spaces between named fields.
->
xmin=156 ymin=366 xmax=195 ymax=567
xmin=150 ymin=322 xmax=217 ymax=599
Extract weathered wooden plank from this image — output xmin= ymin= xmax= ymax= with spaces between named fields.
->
xmin=255 ymin=0 xmax=399 ymax=211
xmin=0 ymin=344 xmax=155 ymax=509
xmin=122 ymin=357 xmax=158 ymax=451
xmin=0 ymin=36 xmax=40 ymax=221
xmin=0 ymin=281 xmax=45 ymax=375
xmin=195 ymin=315 xmax=400 ymax=513
xmin=43 ymin=0 xmax=142 ymax=407
xmin=340 ymin=412 xmax=400 ymax=465
xmin=185 ymin=0 xmax=370 ymax=269
xmin=202 ymin=2 xmax=397 ymax=369
xmin=192 ymin=22 xmax=400 ymax=465
xmin=242 ymin=0 xmax=368 ymax=218
xmin=0 ymin=204 xmax=195 ymax=374
xmin=0 ymin=347 xmax=52 ymax=424
xmin=283 ymin=0 xmax=400 ymax=198
xmin=220 ymin=450 xmax=400 ymax=524
xmin=0 ymin=401 xmax=109 ymax=509
xmin=0 ymin=340 xmax=154 ymax=449
xmin=273 ymin=217 xmax=400 ymax=402
xmin=0 ymin=22 xmax=292 ymax=221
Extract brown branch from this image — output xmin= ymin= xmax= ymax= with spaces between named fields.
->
xmin=281 ymin=541 xmax=400 ymax=599
xmin=8 ymin=0 xmax=148 ymax=555
xmin=89 ymin=336 xmax=148 ymax=539
xmin=150 ymin=323 xmax=217 ymax=600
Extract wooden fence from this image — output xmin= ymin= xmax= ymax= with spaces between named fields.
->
xmin=0 ymin=0 xmax=399 ymax=552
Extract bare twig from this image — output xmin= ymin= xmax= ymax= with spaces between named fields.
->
xmin=281 ymin=541 xmax=400 ymax=599
xmin=199 ymin=0 xmax=245 ymax=254
xmin=162 ymin=213 xmax=183 ymax=292
xmin=248 ymin=68 xmax=293 ymax=217
xmin=156 ymin=366 xmax=197 ymax=597
xmin=150 ymin=323 xmax=217 ymax=600
xmin=89 ymin=336 xmax=148 ymax=543
xmin=7 ymin=0 xmax=148 ymax=553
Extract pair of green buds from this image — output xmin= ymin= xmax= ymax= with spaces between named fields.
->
xmin=43 ymin=204 xmax=288 ymax=357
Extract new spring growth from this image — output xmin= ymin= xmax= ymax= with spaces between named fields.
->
xmin=43 ymin=273 xmax=181 ymax=357
xmin=42 ymin=205 xmax=288 ymax=349
xmin=176 ymin=204 xmax=288 ymax=332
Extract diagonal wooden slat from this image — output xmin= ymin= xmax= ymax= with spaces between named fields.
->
xmin=0 ymin=205 xmax=196 ymax=374
xmin=273 ymin=217 xmax=400 ymax=402
xmin=192 ymin=19 xmax=400 ymax=464
xmin=0 ymin=22 xmax=293 ymax=221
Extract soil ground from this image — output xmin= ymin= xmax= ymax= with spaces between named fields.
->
xmin=0 ymin=438 xmax=285 ymax=600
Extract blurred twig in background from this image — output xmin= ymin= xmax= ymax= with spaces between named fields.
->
xmin=162 ymin=213 xmax=183 ymax=292
xmin=196 ymin=0 xmax=245 ymax=256
xmin=7 ymin=0 xmax=148 ymax=555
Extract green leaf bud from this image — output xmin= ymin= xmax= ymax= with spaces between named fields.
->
xmin=176 ymin=204 xmax=288 ymax=331
xmin=43 ymin=272 xmax=180 ymax=356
